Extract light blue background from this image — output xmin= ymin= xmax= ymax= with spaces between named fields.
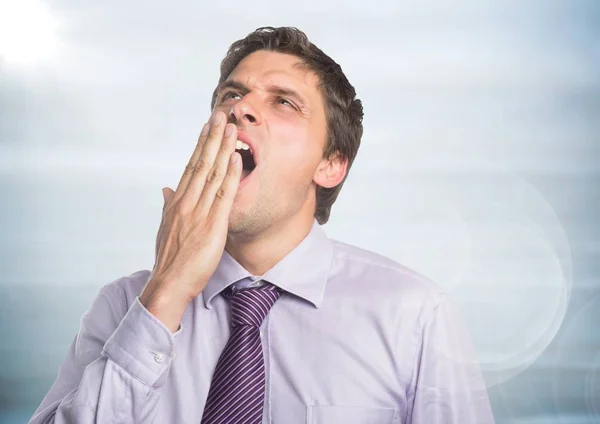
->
xmin=1 ymin=0 xmax=599 ymax=422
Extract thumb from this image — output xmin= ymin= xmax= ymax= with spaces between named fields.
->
xmin=162 ymin=187 xmax=175 ymax=208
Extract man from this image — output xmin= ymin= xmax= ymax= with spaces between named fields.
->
xmin=30 ymin=26 xmax=495 ymax=423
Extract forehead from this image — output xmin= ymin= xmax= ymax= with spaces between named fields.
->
xmin=226 ymin=50 xmax=322 ymax=104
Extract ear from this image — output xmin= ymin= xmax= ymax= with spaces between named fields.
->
xmin=313 ymin=151 xmax=348 ymax=189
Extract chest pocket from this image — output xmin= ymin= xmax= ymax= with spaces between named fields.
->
xmin=308 ymin=405 xmax=400 ymax=424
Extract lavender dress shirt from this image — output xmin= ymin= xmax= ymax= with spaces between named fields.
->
xmin=29 ymin=219 xmax=495 ymax=423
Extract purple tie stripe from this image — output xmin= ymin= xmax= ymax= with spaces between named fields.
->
xmin=201 ymin=284 xmax=281 ymax=424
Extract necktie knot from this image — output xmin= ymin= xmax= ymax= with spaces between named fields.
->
xmin=227 ymin=284 xmax=281 ymax=328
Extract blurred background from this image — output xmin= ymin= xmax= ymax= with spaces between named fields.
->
xmin=0 ymin=0 xmax=598 ymax=422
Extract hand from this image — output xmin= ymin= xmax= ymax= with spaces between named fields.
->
xmin=140 ymin=111 xmax=241 ymax=332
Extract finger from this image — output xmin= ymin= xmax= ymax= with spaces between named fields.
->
xmin=154 ymin=227 xmax=162 ymax=262
xmin=154 ymin=218 xmax=166 ymax=264
xmin=156 ymin=186 xmax=175 ymax=259
xmin=181 ymin=111 xmax=228 ymax=207
xmin=196 ymin=122 xmax=238 ymax=213
xmin=162 ymin=187 xmax=175 ymax=212
xmin=173 ymin=121 xmax=211 ymax=200
xmin=208 ymin=151 xmax=242 ymax=226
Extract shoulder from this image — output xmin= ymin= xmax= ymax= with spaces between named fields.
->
xmin=328 ymin=239 xmax=444 ymax=309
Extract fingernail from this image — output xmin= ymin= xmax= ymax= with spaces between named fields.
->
xmin=231 ymin=152 xmax=239 ymax=163
xmin=200 ymin=122 xmax=209 ymax=135
xmin=212 ymin=111 xmax=223 ymax=125
xmin=224 ymin=124 xmax=234 ymax=137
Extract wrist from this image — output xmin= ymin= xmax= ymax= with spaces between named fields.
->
xmin=140 ymin=279 xmax=191 ymax=333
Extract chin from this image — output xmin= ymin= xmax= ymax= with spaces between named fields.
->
xmin=227 ymin=209 xmax=249 ymax=233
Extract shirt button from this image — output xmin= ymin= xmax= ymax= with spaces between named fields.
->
xmin=154 ymin=353 xmax=164 ymax=363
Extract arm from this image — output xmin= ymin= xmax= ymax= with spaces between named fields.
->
xmin=405 ymin=293 xmax=495 ymax=424
xmin=30 ymin=110 xmax=241 ymax=423
xmin=29 ymin=279 xmax=181 ymax=424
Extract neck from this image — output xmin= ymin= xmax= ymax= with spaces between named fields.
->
xmin=225 ymin=212 xmax=315 ymax=276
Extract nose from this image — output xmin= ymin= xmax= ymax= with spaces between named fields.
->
xmin=228 ymin=97 xmax=261 ymax=126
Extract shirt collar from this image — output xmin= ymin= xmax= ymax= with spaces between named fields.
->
xmin=202 ymin=218 xmax=333 ymax=309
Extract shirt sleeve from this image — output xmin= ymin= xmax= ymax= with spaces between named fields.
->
xmin=405 ymin=292 xmax=495 ymax=424
xmin=28 ymin=279 xmax=182 ymax=424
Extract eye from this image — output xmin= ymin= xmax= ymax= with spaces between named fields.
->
xmin=222 ymin=91 xmax=241 ymax=101
xmin=277 ymin=97 xmax=295 ymax=108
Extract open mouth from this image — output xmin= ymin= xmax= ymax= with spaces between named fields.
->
xmin=235 ymin=140 xmax=256 ymax=181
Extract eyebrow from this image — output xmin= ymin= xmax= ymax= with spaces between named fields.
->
xmin=217 ymin=80 xmax=309 ymax=109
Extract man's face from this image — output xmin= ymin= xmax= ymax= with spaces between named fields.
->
xmin=212 ymin=50 xmax=330 ymax=236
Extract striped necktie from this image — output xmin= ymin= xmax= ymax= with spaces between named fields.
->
xmin=201 ymin=283 xmax=282 ymax=424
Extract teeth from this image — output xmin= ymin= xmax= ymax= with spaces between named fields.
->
xmin=236 ymin=140 xmax=251 ymax=151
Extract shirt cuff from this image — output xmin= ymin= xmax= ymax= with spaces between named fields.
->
xmin=102 ymin=296 xmax=182 ymax=387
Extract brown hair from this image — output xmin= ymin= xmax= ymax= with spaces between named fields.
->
xmin=210 ymin=26 xmax=363 ymax=225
